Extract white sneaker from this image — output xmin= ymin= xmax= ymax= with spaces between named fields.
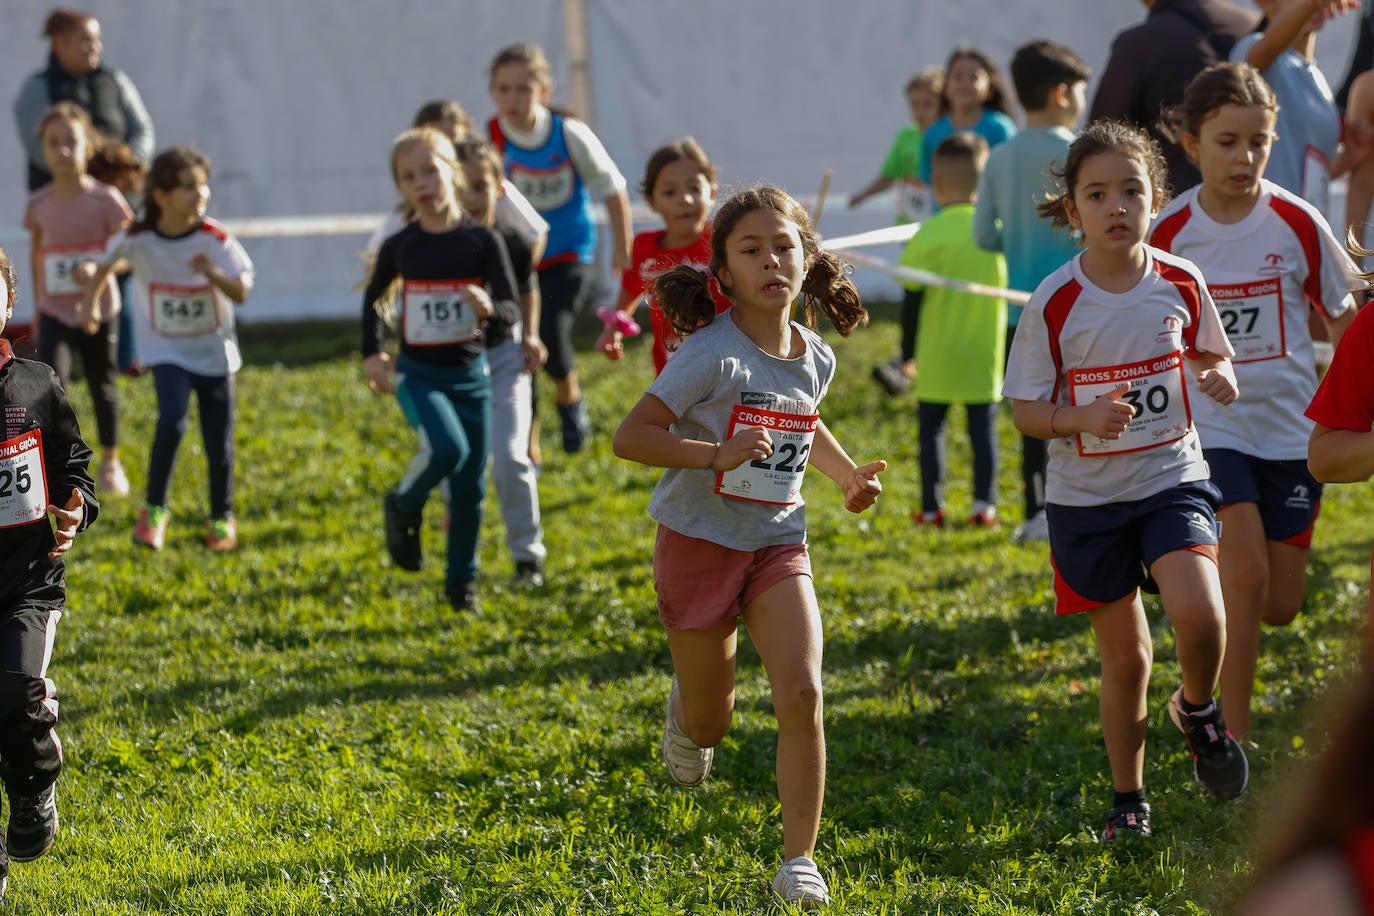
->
xmin=772 ymin=856 xmax=831 ymax=908
xmin=661 ymin=680 xmax=713 ymax=787
xmin=97 ymin=459 xmax=130 ymax=497
xmin=1015 ymin=510 xmax=1049 ymax=544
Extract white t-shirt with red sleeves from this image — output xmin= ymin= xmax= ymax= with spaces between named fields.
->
xmin=1003 ymin=247 xmax=1234 ymax=507
xmin=1151 ymin=179 xmax=1358 ymax=460
xmin=105 ymin=219 xmax=255 ymax=376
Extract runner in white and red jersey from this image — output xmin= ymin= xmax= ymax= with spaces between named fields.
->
xmin=1150 ymin=61 xmax=1360 ymax=742
xmin=1003 ymin=119 xmax=1247 ymax=843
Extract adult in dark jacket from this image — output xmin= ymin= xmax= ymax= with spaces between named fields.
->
xmin=12 ymin=8 xmax=154 ymax=192
xmin=1089 ymin=0 xmax=1260 ymax=194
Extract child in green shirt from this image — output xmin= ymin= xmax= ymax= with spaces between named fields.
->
xmin=849 ymin=67 xmax=944 ymax=224
xmin=903 ymin=133 xmax=1008 ymax=528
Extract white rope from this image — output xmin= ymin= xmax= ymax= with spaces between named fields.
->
xmin=833 ymin=246 xmax=1033 ymax=305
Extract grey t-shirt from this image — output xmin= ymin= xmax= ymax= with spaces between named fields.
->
xmin=646 ymin=311 xmax=836 ymax=551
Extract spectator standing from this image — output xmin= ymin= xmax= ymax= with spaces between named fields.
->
xmin=1090 ymin=0 xmax=1259 ymax=193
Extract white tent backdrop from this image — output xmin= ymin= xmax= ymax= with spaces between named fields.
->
xmin=0 ymin=1 xmax=1360 ymax=322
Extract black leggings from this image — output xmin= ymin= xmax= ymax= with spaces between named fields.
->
xmin=537 ymin=261 xmax=596 ymax=381
xmin=37 ymin=313 xmax=120 ymax=448
xmin=0 ymin=599 xmax=63 ymax=793
xmin=148 ymin=365 xmax=236 ymax=517
xmin=918 ymin=400 xmax=998 ymax=513
xmin=1006 ymin=324 xmax=1048 ymax=517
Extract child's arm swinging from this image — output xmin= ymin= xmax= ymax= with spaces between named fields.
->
xmin=806 ymin=422 xmax=886 ymax=513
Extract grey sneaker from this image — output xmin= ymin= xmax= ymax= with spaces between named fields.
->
xmin=1168 ymin=687 xmax=1249 ymax=799
xmin=771 ymin=856 xmax=831 ymax=908
xmin=1015 ymin=510 xmax=1050 ymax=544
xmin=7 ymin=781 xmax=57 ymax=862
xmin=661 ymin=681 xmax=712 ymax=787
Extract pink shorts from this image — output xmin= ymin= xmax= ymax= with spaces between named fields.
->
xmin=653 ymin=524 xmax=812 ymax=631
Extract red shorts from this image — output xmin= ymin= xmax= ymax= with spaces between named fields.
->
xmin=653 ymin=524 xmax=811 ymax=631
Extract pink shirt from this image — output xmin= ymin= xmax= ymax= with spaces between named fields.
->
xmin=23 ymin=177 xmax=132 ymax=326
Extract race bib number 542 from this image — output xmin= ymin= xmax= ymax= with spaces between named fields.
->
xmin=0 ymin=430 xmax=49 ymax=529
xmin=150 ymin=282 xmax=218 ymax=338
xmin=1069 ymin=351 xmax=1192 ymax=456
xmin=715 ymin=405 xmax=819 ymax=505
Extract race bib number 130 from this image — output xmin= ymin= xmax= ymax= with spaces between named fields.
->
xmin=1069 ymin=351 xmax=1192 ymax=456
xmin=0 ymin=430 xmax=49 ymax=529
xmin=715 ymin=405 xmax=819 ymax=505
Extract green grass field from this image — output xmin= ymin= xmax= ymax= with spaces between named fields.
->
xmin=11 ymin=305 xmax=1372 ymax=914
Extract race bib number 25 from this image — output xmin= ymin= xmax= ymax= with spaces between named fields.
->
xmin=0 ymin=430 xmax=49 ymax=529
xmin=715 ymin=405 xmax=819 ymax=505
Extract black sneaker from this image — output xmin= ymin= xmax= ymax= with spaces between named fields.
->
xmin=1168 ymin=687 xmax=1249 ymax=799
xmin=871 ymin=359 xmax=910 ymax=396
xmin=7 ymin=781 xmax=57 ymax=862
xmin=557 ymin=398 xmax=592 ymax=453
xmin=1101 ymin=802 xmax=1152 ymax=842
xmin=383 ymin=492 xmax=423 ymax=571
xmin=513 ymin=561 xmax=545 ymax=588
xmin=446 ymin=581 xmax=479 ymax=612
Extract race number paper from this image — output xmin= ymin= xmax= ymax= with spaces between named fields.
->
xmin=898 ymin=179 xmax=934 ymax=224
xmin=715 ymin=405 xmax=819 ymax=505
xmin=41 ymin=241 xmax=103 ymax=297
xmin=509 ymin=161 xmax=575 ymax=211
xmin=149 ymin=282 xmax=218 ymax=337
xmin=402 ymin=279 xmax=481 ymax=346
xmin=1069 ymin=351 xmax=1192 ymax=456
xmin=0 ymin=430 xmax=48 ymax=529
xmin=1209 ymin=279 xmax=1284 ymax=363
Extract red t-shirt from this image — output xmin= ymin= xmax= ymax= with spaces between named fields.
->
xmin=1307 ymin=303 xmax=1374 ymax=627
xmin=620 ymin=229 xmax=731 ymax=374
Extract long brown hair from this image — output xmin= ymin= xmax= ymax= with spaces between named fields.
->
xmin=36 ymin=101 xmax=145 ymax=192
xmin=654 ymin=186 xmax=866 ymax=343
xmin=1159 ymin=61 xmax=1277 ymax=144
xmin=135 ymin=146 xmax=210 ymax=232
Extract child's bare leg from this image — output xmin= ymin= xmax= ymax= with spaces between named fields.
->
xmin=1261 ymin=539 xmax=1310 ymax=627
xmin=1087 ymin=593 xmax=1153 ymax=793
xmin=1217 ymin=503 xmax=1268 ymax=739
xmin=666 ymin=620 xmax=739 ymax=747
xmin=1150 ymin=549 xmax=1226 ymax=705
xmin=743 ymin=575 xmax=825 ymax=861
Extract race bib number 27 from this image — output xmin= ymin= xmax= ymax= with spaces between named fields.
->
xmin=715 ymin=405 xmax=819 ymax=505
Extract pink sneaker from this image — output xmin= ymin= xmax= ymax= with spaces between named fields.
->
xmin=969 ymin=508 xmax=1000 ymax=528
xmin=911 ymin=510 xmax=945 ymax=529
xmin=205 ymin=516 xmax=238 ymax=552
xmin=133 ymin=505 xmax=170 ymax=550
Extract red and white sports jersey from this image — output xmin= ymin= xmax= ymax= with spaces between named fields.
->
xmin=1003 ymin=248 xmax=1232 ymax=507
xmin=1151 ymin=179 xmax=1358 ymax=459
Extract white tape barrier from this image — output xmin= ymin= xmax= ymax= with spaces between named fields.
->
xmin=822 ymin=222 xmax=919 ymax=250
xmin=834 ymin=246 xmax=1034 ymax=305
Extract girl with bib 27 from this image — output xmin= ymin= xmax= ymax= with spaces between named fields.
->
xmin=1150 ymin=62 xmax=1360 ymax=743
xmin=613 ymin=186 xmax=885 ymax=908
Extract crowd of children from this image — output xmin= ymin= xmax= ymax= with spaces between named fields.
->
xmin=11 ymin=16 xmax=1374 ymax=910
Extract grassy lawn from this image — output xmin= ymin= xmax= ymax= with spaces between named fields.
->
xmin=10 ymin=303 xmax=1371 ymax=914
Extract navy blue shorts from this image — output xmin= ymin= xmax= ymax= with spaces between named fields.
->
xmin=1205 ymin=449 xmax=1322 ymax=547
xmin=1046 ymin=481 xmax=1221 ymax=615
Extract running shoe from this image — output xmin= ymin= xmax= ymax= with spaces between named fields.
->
xmin=1101 ymin=802 xmax=1152 ymax=842
xmin=383 ymin=492 xmax=423 ymax=571
xmin=6 ymin=781 xmax=57 ymax=862
xmin=205 ymin=516 xmax=238 ymax=552
xmin=661 ymin=680 xmax=712 ymax=787
xmin=871 ymin=358 xmax=909 ymax=396
xmin=969 ymin=507 xmax=1000 ymax=528
xmin=1168 ymin=687 xmax=1249 ymax=799
xmin=446 ymin=581 xmax=479 ymax=612
xmin=513 ymin=560 xmax=545 ymax=588
xmin=771 ymin=856 xmax=831 ymax=908
xmin=96 ymin=459 xmax=130 ymax=497
xmin=557 ymin=398 xmax=592 ymax=454
xmin=911 ymin=509 xmax=945 ymax=529
xmin=1015 ymin=510 xmax=1050 ymax=543
xmin=132 ymin=505 xmax=170 ymax=550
